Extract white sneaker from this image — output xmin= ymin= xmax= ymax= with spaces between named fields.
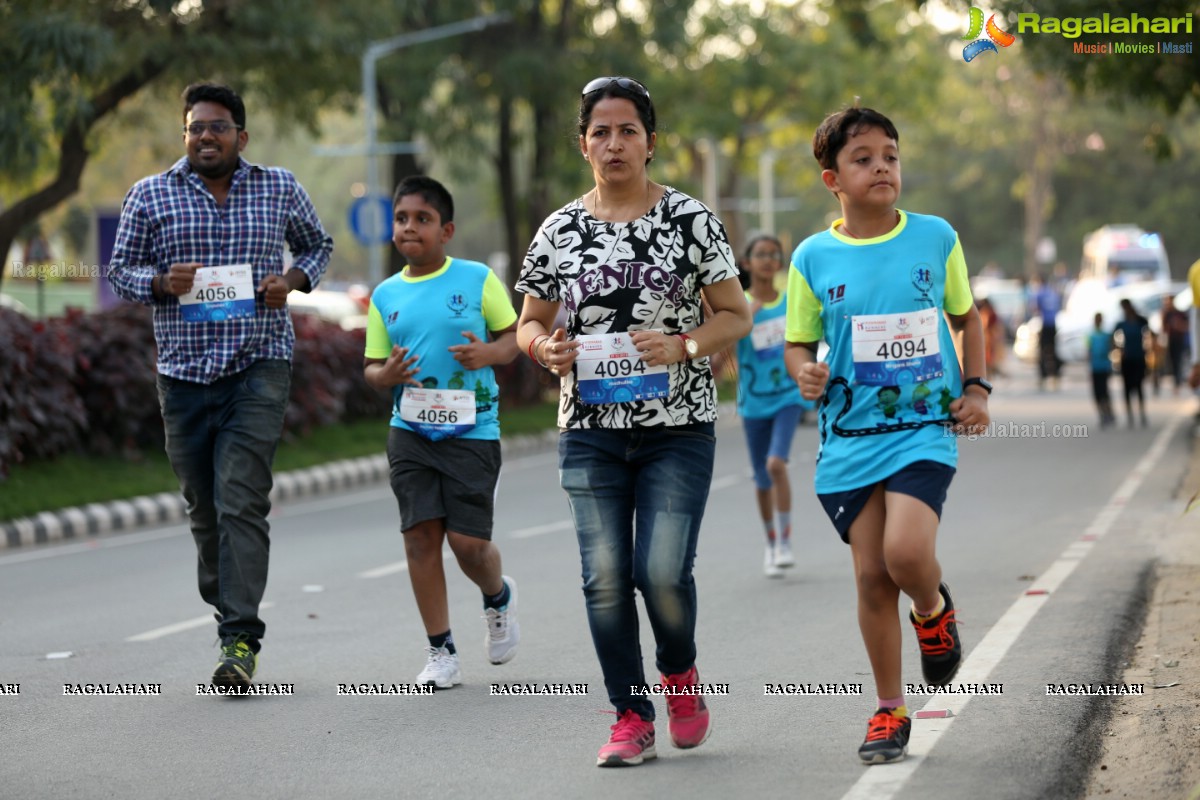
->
xmin=763 ymin=545 xmax=784 ymax=578
xmin=484 ymin=575 xmax=520 ymax=665
xmin=416 ymin=645 xmax=461 ymax=689
xmin=775 ymin=540 xmax=795 ymax=568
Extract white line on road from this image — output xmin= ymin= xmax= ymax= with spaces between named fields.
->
xmin=126 ymin=602 xmax=276 ymax=642
xmin=358 ymin=560 xmax=410 ymax=579
xmin=504 ymin=474 xmax=742 ymax=539
xmin=710 ymin=473 xmax=743 ymax=491
xmin=840 ymin=412 xmax=1184 ymax=800
xmin=511 ymin=520 xmax=573 ymax=539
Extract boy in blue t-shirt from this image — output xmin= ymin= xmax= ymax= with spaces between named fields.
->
xmin=364 ymin=176 xmax=521 ymax=688
xmin=1087 ymin=312 xmax=1116 ymax=428
xmin=783 ymin=106 xmax=990 ymax=764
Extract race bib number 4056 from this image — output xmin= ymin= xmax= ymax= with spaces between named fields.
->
xmin=179 ymin=264 xmax=255 ymax=322
xmin=575 ymin=332 xmax=668 ymax=405
xmin=399 ymin=388 xmax=477 ymax=440
xmin=850 ymin=310 xmax=943 ymax=386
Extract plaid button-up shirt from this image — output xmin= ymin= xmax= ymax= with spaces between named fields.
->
xmin=108 ymin=156 xmax=334 ymax=384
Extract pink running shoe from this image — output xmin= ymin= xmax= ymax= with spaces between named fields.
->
xmin=596 ymin=709 xmax=657 ymax=767
xmin=661 ymin=666 xmax=711 ymax=748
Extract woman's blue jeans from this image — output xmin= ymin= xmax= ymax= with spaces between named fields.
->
xmin=156 ymin=359 xmax=291 ymax=647
xmin=558 ymin=422 xmax=715 ymax=720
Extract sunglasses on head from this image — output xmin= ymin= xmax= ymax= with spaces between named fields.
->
xmin=581 ymin=76 xmax=650 ymax=100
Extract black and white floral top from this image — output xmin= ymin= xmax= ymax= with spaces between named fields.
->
xmin=517 ymin=187 xmax=739 ymax=429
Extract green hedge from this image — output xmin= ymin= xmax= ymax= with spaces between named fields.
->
xmin=0 ymin=304 xmax=551 ymax=481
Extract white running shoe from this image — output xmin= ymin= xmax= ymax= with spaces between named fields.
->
xmin=764 ymin=545 xmax=784 ymax=578
xmin=416 ymin=645 xmax=461 ymax=689
xmin=485 ymin=575 xmax=520 ymax=665
xmin=775 ymin=539 xmax=796 ymax=568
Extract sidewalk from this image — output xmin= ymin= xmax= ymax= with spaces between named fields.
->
xmin=0 ymin=429 xmax=560 ymax=550
xmin=1084 ymin=417 xmax=1200 ymax=800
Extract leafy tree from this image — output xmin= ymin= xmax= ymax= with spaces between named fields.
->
xmin=990 ymin=0 xmax=1200 ymax=116
xmin=371 ymin=0 xmax=698 ymax=281
xmin=0 ymin=0 xmax=377 ymax=289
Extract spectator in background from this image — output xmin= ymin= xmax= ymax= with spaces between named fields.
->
xmin=1190 ymin=258 xmax=1200 ymax=394
xmin=1114 ymin=298 xmax=1150 ymax=428
xmin=1087 ymin=312 xmax=1116 ymax=429
xmin=977 ymin=297 xmax=1005 ymax=378
xmin=107 ymin=82 xmax=333 ymax=689
xmin=1030 ymin=274 xmax=1062 ymax=391
xmin=1161 ymin=293 xmax=1189 ymax=396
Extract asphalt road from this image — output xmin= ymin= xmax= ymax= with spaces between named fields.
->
xmin=1 ymin=361 xmax=1191 ymax=800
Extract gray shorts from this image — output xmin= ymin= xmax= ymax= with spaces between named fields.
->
xmin=387 ymin=427 xmax=502 ymax=540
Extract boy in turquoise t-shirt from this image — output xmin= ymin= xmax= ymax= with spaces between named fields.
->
xmin=784 ymin=106 xmax=990 ymax=764
xmin=364 ymin=176 xmax=521 ymax=688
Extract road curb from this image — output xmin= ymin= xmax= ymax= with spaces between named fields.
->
xmin=0 ymin=428 xmax=562 ymax=551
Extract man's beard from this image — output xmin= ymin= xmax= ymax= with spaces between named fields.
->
xmin=189 ymin=153 xmax=237 ymax=181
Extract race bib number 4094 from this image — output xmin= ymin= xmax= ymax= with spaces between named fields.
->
xmin=575 ymin=332 xmax=669 ymax=405
xmin=850 ymin=310 xmax=943 ymax=386
xmin=179 ymin=264 xmax=255 ymax=322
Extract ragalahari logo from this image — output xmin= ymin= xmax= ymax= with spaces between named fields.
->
xmin=962 ymin=7 xmax=1016 ymax=61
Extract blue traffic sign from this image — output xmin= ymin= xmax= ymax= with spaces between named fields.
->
xmin=348 ymin=194 xmax=393 ymax=246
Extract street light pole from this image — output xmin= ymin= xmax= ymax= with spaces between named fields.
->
xmin=362 ymin=13 xmax=511 ymax=285
xmin=758 ymin=149 xmax=777 ymax=235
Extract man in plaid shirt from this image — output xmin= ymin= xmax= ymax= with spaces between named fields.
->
xmin=108 ymin=82 xmax=333 ymax=690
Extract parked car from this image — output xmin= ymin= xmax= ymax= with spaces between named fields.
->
xmin=0 ymin=292 xmax=33 ymax=317
xmin=288 ymin=288 xmax=369 ymax=331
xmin=1173 ymin=285 xmax=1192 ymax=313
xmin=971 ymin=277 xmax=1026 ymax=338
xmin=1012 ymin=279 xmax=1182 ymax=364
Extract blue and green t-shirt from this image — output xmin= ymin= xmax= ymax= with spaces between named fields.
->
xmin=786 ymin=211 xmax=973 ymax=493
xmin=736 ymin=290 xmax=806 ymax=420
xmin=1088 ymin=329 xmax=1113 ymax=373
xmin=365 ymin=257 xmax=517 ymax=441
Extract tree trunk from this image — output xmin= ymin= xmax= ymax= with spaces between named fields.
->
xmin=495 ymin=94 xmax=521 ymax=293
xmin=0 ymin=58 xmax=167 ymax=291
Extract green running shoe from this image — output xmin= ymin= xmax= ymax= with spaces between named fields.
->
xmin=212 ymin=638 xmax=257 ymax=690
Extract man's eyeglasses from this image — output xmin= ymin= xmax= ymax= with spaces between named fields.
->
xmin=581 ymin=77 xmax=650 ymax=100
xmin=183 ymin=121 xmax=243 ymax=137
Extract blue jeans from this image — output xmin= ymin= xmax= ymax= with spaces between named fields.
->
xmin=558 ymin=422 xmax=716 ymax=720
xmin=156 ymin=359 xmax=291 ymax=647
xmin=742 ymin=403 xmax=803 ymax=490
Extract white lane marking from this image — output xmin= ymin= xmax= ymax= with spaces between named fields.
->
xmin=501 ymin=452 xmax=559 ymax=472
xmin=504 ymin=473 xmax=741 ymax=540
xmin=358 ymin=561 xmax=409 ymax=579
xmin=710 ymin=473 xmax=743 ymax=491
xmin=358 ymin=546 xmax=455 ymax=579
xmin=126 ymin=602 xmax=276 ymax=642
xmin=840 ymin=412 xmax=1183 ymax=800
xmin=511 ymin=520 xmax=573 ymax=539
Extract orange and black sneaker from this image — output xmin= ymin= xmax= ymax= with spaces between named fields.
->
xmin=910 ymin=582 xmax=962 ymax=686
xmin=858 ymin=708 xmax=911 ymax=765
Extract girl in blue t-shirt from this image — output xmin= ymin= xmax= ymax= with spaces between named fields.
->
xmin=723 ymin=234 xmax=809 ymax=577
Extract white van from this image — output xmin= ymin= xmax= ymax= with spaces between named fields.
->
xmin=1080 ymin=225 xmax=1170 ymax=286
